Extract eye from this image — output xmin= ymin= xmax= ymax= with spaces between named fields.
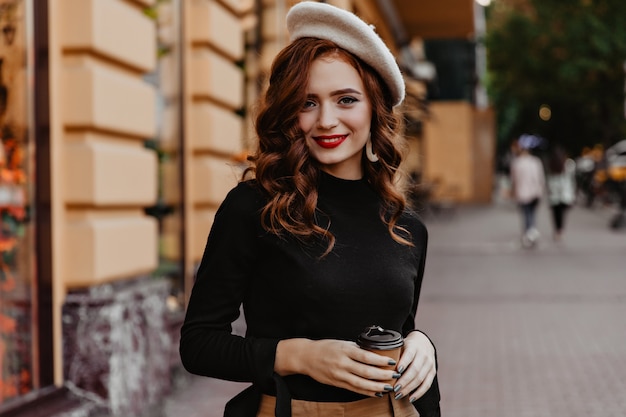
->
xmin=339 ymin=96 xmax=358 ymax=105
xmin=302 ymin=99 xmax=316 ymax=110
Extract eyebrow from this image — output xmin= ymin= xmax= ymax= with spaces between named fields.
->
xmin=331 ymin=88 xmax=363 ymax=96
xmin=306 ymin=88 xmax=364 ymax=98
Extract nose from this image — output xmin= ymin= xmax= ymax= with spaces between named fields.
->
xmin=317 ymin=104 xmax=338 ymax=129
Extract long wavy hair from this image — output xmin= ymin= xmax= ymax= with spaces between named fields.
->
xmin=245 ymin=37 xmax=411 ymax=254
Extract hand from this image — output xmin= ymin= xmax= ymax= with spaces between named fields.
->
xmin=275 ymin=338 xmax=401 ymax=397
xmin=392 ymin=331 xmax=436 ymax=403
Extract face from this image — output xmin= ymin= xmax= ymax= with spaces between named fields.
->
xmin=298 ymin=55 xmax=372 ymax=180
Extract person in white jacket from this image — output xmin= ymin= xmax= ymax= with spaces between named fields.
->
xmin=546 ymin=146 xmax=577 ymax=241
xmin=510 ymin=135 xmax=545 ymax=247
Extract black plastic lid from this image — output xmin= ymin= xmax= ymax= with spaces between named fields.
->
xmin=356 ymin=325 xmax=404 ymax=350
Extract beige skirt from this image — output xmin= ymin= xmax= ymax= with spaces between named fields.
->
xmin=256 ymin=393 xmax=419 ymax=417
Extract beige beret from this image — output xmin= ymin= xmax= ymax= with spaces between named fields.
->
xmin=286 ymin=1 xmax=405 ymax=107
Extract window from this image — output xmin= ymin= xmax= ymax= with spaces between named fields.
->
xmin=0 ymin=0 xmax=38 ymax=405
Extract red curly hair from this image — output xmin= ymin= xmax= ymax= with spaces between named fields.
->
xmin=245 ymin=38 xmax=411 ymax=254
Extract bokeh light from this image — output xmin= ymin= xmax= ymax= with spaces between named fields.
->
xmin=539 ymin=104 xmax=552 ymax=121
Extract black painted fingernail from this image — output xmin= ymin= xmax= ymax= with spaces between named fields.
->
xmin=375 ymin=392 xmax=384 ymax=398
xmin=394 ymin=392 xmax=404 ymax=400
xmin=393 ymin=384 xmax=402 ymax=393
xmin=409 ymin=396 xmax=417 ymax=403
xmin=392 ymin=372 xmax=401 ymax=379
xmin=384 ymin=385 xmax=393 ymax=392
xmin=397 ymin=365 xmax=405 ymax=373
xmin=388 ymin=359 xmax=397 ymax=366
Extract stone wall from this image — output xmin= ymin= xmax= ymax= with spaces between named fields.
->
xmin=62 ymin=277 xmax=171 ymax=416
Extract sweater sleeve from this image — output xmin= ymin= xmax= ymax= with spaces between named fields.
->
xmin=402 ymin=216 xmax=442 ymax=417
xmin=179 ymin=182 xmax=279 ymax=391
xmin=401 ymin=216 xmax=437 ymax=361
xmin=402 ymin=216 xmax=429 ymax=336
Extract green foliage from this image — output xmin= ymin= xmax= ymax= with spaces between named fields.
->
xmin=485 ymin=0 xmax=626 ymax=155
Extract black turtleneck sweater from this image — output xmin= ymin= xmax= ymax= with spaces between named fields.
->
xmin=180 ymin=171 xmax=432 ymax=405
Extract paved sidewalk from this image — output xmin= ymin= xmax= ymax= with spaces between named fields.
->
xmin=418 ymin=199 xmax=626 ymax=417
xmin=155 ymin=199 xmax=626 ymax=417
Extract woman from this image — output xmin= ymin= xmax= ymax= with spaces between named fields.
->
xmin=510 ymin=134 xmax=545 ymax=248
xmin=180 ymin=2 xmax=440 ymax=416
xmin=546 ymin=146 xmax=576 ymax=240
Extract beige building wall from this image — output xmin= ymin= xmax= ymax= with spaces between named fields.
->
xmin=182 ymin=0 xmax=247 ymax=295
xmin=473 ymin=107 xmax=496 ymax=203
xmin=258 ymin=0 xmax=297 ymax=74
xmin=49 ymin=0 xmax=159 ymax=383
xmin=423 ymin=101 xmax=495 ymax=204
xmin=157 ymin=0 xmax=184 ymax=263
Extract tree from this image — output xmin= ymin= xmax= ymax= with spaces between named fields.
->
xmin=485 ymin=0 xmax=626 ymax=155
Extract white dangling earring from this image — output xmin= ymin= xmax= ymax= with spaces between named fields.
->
xmin=366 ymin=135 xmax=379 ymax=162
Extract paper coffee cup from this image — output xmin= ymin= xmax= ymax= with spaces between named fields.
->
xmin=356 ymin=325 xmax=404 ymax=379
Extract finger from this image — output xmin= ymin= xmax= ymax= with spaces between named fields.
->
xmin=398 ymin=343 xmax=435 ymax=380
xmin=339 ymin=370 xmax=397 ymax=398
xmin=395 ymin=343 xmax=418 ymax=375
xmin=392 ymin=355 xmax=431 ymax=399
xmin=340 ymin=353 xmax=404 ymax=395
xmin=392 ymin=364 xmax=418 ymax=400
xmin=352 ymin=348 xmax=400 ymax=368
xmin=348 ymin=359 xmax=401 ymax=384
xmin=407 ymin=368 xmax=436 ymax=403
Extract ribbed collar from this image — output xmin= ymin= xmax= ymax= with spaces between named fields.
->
xmin=317 ymin=170 xmax=379 ymax=206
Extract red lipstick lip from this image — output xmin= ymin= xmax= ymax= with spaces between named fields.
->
xmin=315 ymin=134 xmax=345 ymax=140
xmin=313 ymin=134 xmax=348 ymax=149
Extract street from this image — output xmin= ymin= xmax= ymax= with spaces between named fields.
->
xmin=150 ymin=197 xmax=626 ymax=417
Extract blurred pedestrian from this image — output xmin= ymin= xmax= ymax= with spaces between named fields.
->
xmin=546 ymin=146 xmax=576 ymax=241
xmin=605 ymin=140 xmax=626 ymax=229
xmin=510 ymin=134 xmax=545 ymax=247
xmin=179 ymin=2 xmax=440 ymax=417
xmin=575 ymin=147 xmax=596 ymax=207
